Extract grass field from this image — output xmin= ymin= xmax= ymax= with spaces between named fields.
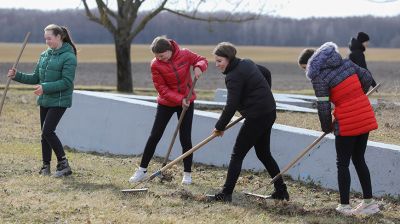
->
xmin=0 ymin=89 xmax=399 ymax=223
xmin=1 ymin=43 xmax=400 ymax=63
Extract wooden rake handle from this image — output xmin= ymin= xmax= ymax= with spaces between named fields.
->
xmin=268 ymin=82 xmax=381 ymax=186
xmin=0 ymin=32 xmax=31 ymax=118
xmin=149 ymin=116 xmax=245 ymax=181
xmin=162 ymin=77 xmax=198 ymax=166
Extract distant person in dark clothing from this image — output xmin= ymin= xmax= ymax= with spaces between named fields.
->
xmin=349 ymin=32 xmax=377 ymax=87
xmin=206 ymin=42 xmax=289 ymax=202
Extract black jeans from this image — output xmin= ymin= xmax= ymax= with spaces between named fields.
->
xmin=40 ymin=106 xmax=67 ymax=163
xmin=222 ymin=110 xmax=284 ymax=194
xmin=140 ymin=103 xmax=194 ymax=172
xmin=336 ymin=133 xmax=372 ymax=204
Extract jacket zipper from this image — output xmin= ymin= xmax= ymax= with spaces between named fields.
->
xmin=169 ymin=61 xmax=181 ymax=93
xmin=42 ymin=53 xmax=52 ymax=104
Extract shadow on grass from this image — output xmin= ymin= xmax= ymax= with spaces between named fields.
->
xmin=60 ymin=176 xmax=122 ymax=193
xmin=65 ymin=146 xmax=140 ymax=159
xmin=58 ymin=175 xmax=160 ymax=200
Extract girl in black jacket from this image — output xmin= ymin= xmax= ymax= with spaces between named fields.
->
xmin=206 ymin=42 xmax=289 ymax=202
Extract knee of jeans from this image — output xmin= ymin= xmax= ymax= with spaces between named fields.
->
xmin=351 ymin=157 xmax=366 ymax=166
xmin=41 ymin=130 xmax=54 ymax=139
xmin=336 ymin=160 xmax=350 ymax=169
xmin=231 ymin=152 xmax=246 ymax=162
xmin=148 ymin=132 xmax=163 ymax=142
xmin=255 ymin=151 xmax=272 ymax=160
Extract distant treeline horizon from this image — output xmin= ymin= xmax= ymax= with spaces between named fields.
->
xmin=1 ymin=9 xmax=400 ymax=48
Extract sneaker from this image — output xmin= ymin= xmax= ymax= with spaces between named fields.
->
xmin=181 ymin=172 xmax=192 ymax=185
xmin=352 ymin=199 xmax=380 ymax=215
xmin=206 ymin=192 xmax=232 ymax=202
xmin=39 ymin=164 xmax=51 ymax=176
xmin=128 ymin=167 xmax=147 ymax=183
xmin=53 ymin=159 xmax=72 ymax=178
xmin=336 ymin=204 xmax=353 ymax=216
xmin=265 ymin=184 xmax=290 ymax=201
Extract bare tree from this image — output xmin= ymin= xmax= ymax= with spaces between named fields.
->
xmin=81 ymin=0 xmax=263 ymax=92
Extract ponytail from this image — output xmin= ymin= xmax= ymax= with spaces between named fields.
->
xmin=60 ymin=26 xmax=77 ymax=55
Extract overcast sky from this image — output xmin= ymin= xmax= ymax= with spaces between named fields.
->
xmin=1 ymin=0 xmax=400 ymax=19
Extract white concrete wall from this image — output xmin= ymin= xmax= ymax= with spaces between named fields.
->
xmin=58 ymin=91 xmax=400 ymax=197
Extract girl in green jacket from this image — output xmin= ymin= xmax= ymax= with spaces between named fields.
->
xmin=7 ymin=24 xmax=77 ymax=177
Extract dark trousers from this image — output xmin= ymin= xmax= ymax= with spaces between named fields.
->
xmin=40 ymin=106 xmax=67 ymax=163
xmin=336 ymin=133 xmax=372 ymax=204
xmin=140 ymin=103 xmax=194 ymax=172
xmin=222 ymin=110 xmax=284 ymax=194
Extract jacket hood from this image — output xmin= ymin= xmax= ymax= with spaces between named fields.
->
xmin=153 ymin=40 xmax=181 ymax=63
xmin=306 ymin=42 xmax=342 ymax=80
xmin=169 ymin=40 xmax=181 ymax=60
xmin=47 ymin=42 xmax=75 ymax=55
xmin=349 ymin=38 xmax=365 ymax=52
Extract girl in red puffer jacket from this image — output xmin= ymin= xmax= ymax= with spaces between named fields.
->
xmin=129 ymin=36 xmax=208 ymax=185
xmin=298 ymin=42 xmax=379 ymax=216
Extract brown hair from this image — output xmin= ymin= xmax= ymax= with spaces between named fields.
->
xmin=150 ymin=36 xmax=172 ymax=53
xmin=298 ymin=48 xmax=315 ymax=66
xmin=212 ymin=42 xmax=237 ymax=61
xmin=44 ymin=24 xmax=77 ymax=55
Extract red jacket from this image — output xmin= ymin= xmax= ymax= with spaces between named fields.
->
xmin=151 ymin=40 xmax=208 ymax=107
xmin=331 ymin=74 xmax=378 ymax=136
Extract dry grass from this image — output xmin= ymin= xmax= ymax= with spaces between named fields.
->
xmin=0 ymin=89 xmax=399 ymax=223
xmin=1 ymin=43 xmax=400 ymax=63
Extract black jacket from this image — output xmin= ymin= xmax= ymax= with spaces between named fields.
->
xmin=348 ymin=38 xmax=377 ymax=87
xmin=349 ymin=38 xmax=367 ymax=69
xmin=215 ymin=58 xmax=276 ymax=131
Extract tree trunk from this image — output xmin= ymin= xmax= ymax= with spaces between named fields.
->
xmin=114 ymin=37 xmax=133 ymax=93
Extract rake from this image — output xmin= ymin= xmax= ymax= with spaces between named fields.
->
xmin=159 ymin=76 xmax=198 ymax=181
xmin=121 ymin=116 xmax=244 ymax=194
xmin=0 ymin=32 xmax=31 ymax=119
xmin=244 ymin=83 xmax=381 ymax=199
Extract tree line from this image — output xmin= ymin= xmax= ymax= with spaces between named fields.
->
xmin=1 ymin=9 xmax=400 ymax=48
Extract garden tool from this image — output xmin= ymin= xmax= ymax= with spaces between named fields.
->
xmin=122 ymin=116 xmax=244 ymax=194
xmin=244 ymin=83 xmax=381 ymax=199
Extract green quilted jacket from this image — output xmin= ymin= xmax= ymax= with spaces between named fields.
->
xmin=14 ymin=42 xmax=77 ymax=108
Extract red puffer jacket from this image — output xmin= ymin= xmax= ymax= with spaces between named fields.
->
xmin=331 ymin=74 xmax=378 ymax=136
xmin=151 ymin=40 xmax=208 ymax=107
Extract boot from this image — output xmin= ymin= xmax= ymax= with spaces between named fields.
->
xmin=54 ymin=159 xmax=72 ymax=177
xmin=206 ymin=191 xmax=232 ymax=202
xmin=265 ymin=184 xmax=289 ymax=201
xmin=39 ymin=164 xmax=51 ymax=176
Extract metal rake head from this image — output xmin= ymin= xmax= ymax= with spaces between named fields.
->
xmin=121 ymin=188 xmax=149 ymax=194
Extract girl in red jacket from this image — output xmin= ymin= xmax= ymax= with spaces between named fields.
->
xmin=129 ymin=36 xmax=208 ymax=185
xmin=298 ymin=42 xmax=379 ymax=216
